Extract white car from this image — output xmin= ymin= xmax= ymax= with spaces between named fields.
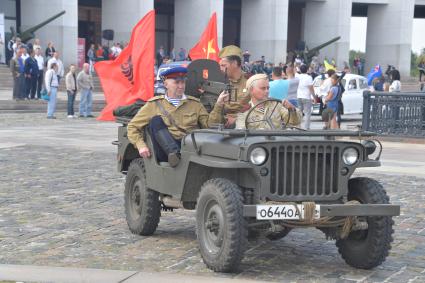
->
xmin=312 ymin=74 xmax=370 ymax=115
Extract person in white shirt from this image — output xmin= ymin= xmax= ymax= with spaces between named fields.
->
xmin=45 ymin=63 xmax=59 ymax=119
xmin=34 ymin=48 xmax=44 ymax=99
xmin=389 ymin=69 xmax=401 ymax=92
xmin=296 ymin=64 xmax=315 ymax=129
xmin=110 ymin=43 xmax=122 ymax=59
xmin=21 ymin=47 xmax=29 ymax=61
xmin=47 ymin=51 xmax=64 ymax=83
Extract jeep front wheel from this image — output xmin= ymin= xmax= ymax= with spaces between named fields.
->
xmin=336 ymin=177 xmax=394 ymax=269
xmin=196 ymin=178 xmax=247 ymax=272
xmin=125 ymin=158 xmax=160 ymax=236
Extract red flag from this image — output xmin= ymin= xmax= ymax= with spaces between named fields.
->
xmin=95 ymin=10 xmax=155 ymax=121
xmin=188 ymin=13 xmax=220 ymax=62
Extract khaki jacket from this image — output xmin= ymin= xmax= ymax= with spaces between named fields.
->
xmin=9 ymin=58 xmax=20 ymax=78
xmin=223 ymin=73 xmax=250 ymax=115
xmin=235 ymin=100 xmax=302 ymax=129
xmin=127 ymin=95 xmax=224 ymax=150
xmin=65 ymin=72 xmax=77 ymax=92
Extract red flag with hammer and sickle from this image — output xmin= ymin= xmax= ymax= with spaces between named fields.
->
xmin=188 ymin=13 xmax=220 ymax=62
xmin=95 ymin=10 xmax=155 ymax=121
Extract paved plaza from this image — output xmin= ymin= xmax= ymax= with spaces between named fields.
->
xmin=0 ymin=112 xmax=424 ymax=282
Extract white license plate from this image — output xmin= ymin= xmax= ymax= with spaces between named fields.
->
xmin=256 ymin=204 xmax=321 ymax=220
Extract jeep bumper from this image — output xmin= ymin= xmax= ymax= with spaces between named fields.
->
xmin=243 ymin=204 xmax=400 ymax=218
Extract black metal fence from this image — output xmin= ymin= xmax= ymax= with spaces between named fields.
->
xmin=362 ymin=91 xmax=425 ymax=137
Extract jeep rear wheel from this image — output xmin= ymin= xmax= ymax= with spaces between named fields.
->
xmin=196 ymin=178 xmax=247 ymax=272
xmin=125 ymin=158 xmax=160 ymax=236
xmin=336 ymin=177 xmax=394 ymax=269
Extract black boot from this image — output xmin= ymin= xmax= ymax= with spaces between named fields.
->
xmin=154 ymin=128 xmax=181 ymax=167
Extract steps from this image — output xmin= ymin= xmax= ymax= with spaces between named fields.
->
xmin=0 ymin=64 xmax=103 ymax=92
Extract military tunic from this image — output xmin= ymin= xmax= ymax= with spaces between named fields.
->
xmin=235 ymin=100 xmax=302 ymax=130
xmin=127 ymin=95 xmax=224 ymax=150
xmin=224 ymin=73 xmax=250 ymax=115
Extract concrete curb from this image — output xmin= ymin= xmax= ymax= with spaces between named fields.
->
xmin=0 ymin=264 xmax=269 ymax=283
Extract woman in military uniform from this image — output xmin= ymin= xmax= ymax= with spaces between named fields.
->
xmin=235 ymin=74 xmax=302 ymax=130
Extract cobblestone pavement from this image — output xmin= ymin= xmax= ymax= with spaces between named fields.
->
xmin=0 ymin=113 xmax=424 ymax=282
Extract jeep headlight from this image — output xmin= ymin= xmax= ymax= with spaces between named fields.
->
xmin=342 ymin=147 xmax=359 ymax=165
xmin=250 ymin=147 xmax=267 ymax=165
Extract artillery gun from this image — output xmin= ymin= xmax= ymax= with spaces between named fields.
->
xmin=10 ymin=10 xmax=66 ymax=43
xmin=288 ymin=36 xmax=341 ymax=65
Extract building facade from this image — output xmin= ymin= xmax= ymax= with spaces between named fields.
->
xmin=2 ymin=0 xmax=425 ymax=76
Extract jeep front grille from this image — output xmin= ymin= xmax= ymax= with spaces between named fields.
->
xmin=268 ymin=144 xmax=342 ymax=201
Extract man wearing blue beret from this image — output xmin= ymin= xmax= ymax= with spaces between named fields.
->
xmin=127 ymin=66 xmax=229 ymax=167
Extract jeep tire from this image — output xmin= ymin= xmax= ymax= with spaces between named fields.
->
xmin=336 ymin=177 xmax=394 ymax=269
xmin=196 ymin=178 xmax=247 ymax=272
xmin=125 ymin=158 xmax=161 ymax=236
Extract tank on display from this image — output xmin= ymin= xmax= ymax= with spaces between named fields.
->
xmin=10 ymin=10 xmax=66 ymax=43
xmin=288 ymin=36 xmax=341 ymax=65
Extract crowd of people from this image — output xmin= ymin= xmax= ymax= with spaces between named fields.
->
xmin=8 ymin=37 xmax=95 ymax=119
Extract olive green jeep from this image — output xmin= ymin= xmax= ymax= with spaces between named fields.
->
xmin=114 ymin=113 xmax=400 ymax=272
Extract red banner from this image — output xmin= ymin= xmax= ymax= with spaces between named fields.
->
xmin=77 ymin=38 xmax=86 ymax=69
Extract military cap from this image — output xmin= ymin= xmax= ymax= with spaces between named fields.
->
xmin=219 ymin=45 xmax=242 ymax=59
xmin=160 ymin=66 xmax=188 ymax=80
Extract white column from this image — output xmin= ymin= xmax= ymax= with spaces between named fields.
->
xmin=304 ymin=0 xmax=352 ymax=68
xmin=365 ymin=0 xmax=414 ymax=77
xmin=240 ymin=0 xmax=288 ymax=64
xmin=174 ymin=0 xmax=224 ymax=52
xmin=20 ymin=0 xmax=78 ymax=67
xmin=102 ymin=0 xmax=154 ymax=45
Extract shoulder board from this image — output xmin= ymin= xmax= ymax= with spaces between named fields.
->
xmin=187 ymin=96 xmax=200 ymax=102
xmin=148 ymin=95 xmax=164 ymax=102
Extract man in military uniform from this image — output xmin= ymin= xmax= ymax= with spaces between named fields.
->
xmin=127 ymin=66 xmax=228 ymax=167
xmin=235 ymin=74 xmax=302 ymax=129
xmin=218 ymin=45 xmax=251 ymax=127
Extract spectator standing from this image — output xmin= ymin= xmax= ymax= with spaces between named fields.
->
xmin=242 ymin=50 xmax=250 ymax=64
xmin=110 ymin=43 xmax=122 ymax=59
xmin=77 ymin=63 xmax=94 ymax=118
xmin=177 ymin=48 xmax=186 ymax=61
xmin=33 ymin=38 xmax=41 ymax=51
xmin=296 ymin=64 xmax=315 ymax=129
xmin=45 ymin=63 xmax=59 ymax=119
xmin=87 ymin=44 xmax=95 ymax=74
xmin=47 ymin=52 xmax=64 ymax=83
xmin=285 ymin=66 xmax=300 ymax=108
xmin=45 ymin=42 xmax=55 ymax=62
xmin=34 ymin=48 xmax=44 ymax=99
xmin=389 ymin=70 xmax=401 ymax=92
xmin=95 ymin=43 xmax=104 ymax=60
xmin=323 ymin=74 xmax=341 ymax=129
xmin=65 ymin=65 xmax=78 ymax=118
xmin=10 ymin=47 xmax=25 ymax=100
xmin=12 ymin=37 xmax=22 ymax=57
xmin=418 ymin=59 xmax=425 ymax=82
xmin=269 ymin=67 xmax=290 ymax=101
xmin=21 ymin=48 xmax=29 ymax=62
xmin=6 ymin=36 xmax=15 ymax=65
xmin=156 ymin=46 xmax=165 ymax=67
xmin=319 ymin=69 xmax=336 ymax=112
xmin=24 ymin=49 xmax=39 ymax=99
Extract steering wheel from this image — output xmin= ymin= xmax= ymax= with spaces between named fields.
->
xmin=245 ymin=98 xmax=290 ymax=130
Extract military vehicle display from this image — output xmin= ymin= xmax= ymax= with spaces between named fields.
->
xmin=9 ymin=10 xmax=66 ymax=43
xmin=114 ymin=59 xmax=399 ymax=273
xmin=287 ymin=36 xmax=341 ymax=65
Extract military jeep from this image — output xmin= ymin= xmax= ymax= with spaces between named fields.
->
xmin=114 ymin=113 xmax=399 ymax=272
xmin=113 ymin=59 xmax=399 ymax=272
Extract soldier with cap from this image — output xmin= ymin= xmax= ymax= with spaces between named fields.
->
xmin=127 ymin=66 xmax=229 ymax=167
xmin=218 ymin=45 xmax=251 ymax=127
xmin=235 ymin=74 xmax=302 ymax=129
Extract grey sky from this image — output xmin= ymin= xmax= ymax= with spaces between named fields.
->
xmin=350 ymin=17 xmax=425 ymax=54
